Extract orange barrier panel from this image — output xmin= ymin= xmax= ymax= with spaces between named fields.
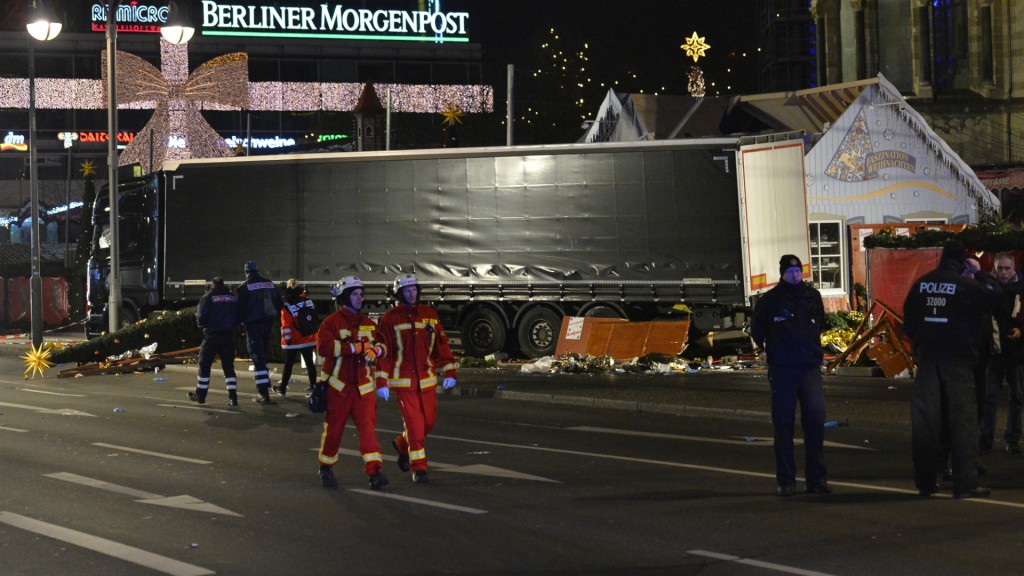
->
xmin=42 ymin=277 xmax=69 ymax=326
xmin=5 ymin=277 xmax=71 ymax=327
xmin=555 ymin=316 xmax=690 ymax=360
xmin=867 ymin=248 xmax=941 ymax=317
xmin=6 ymin=277 xmax=28 ymax=324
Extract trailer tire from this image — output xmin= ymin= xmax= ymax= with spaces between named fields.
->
xmin=583 ymin=304 xmax=624 ymax=319
xmin=461 ymin=308 xmax=506 ymax=358
xmin=517 ymin=307 xmax=561 ymax=359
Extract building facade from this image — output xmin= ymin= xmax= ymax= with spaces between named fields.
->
xmin=810 ymin=0 xmax=1024 ymax=167
xmin=0 ymin=0 xmax=491 ymax=240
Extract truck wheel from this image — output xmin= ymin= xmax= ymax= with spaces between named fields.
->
xmin=583 ymin=305 xmax=624 ymax=319
xmin=461 ymin=308 xmax=506 ymax=358
xmin=517 ymin=307 xmax=561 ymax=359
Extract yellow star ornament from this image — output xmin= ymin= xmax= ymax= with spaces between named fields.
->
xmin=681 ymin=31 xmax=711 ymax=63
xmin=80 ymin=160 xmax=96 ymax=177
xmin=440 ymin=104 xmax=464 ymax=127
xmin=21 ymin=343 xmax=54 ymax=379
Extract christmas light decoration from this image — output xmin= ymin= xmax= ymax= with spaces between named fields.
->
xmin=688 ymin=67 xmax=706 ymax=98
xmin=681 ymin=31 xmax=710 ymax=63
xmin=21 ymin=342 xmax=53 ymax=379
xmin=440 ymin=103 xmax=464 ymax=126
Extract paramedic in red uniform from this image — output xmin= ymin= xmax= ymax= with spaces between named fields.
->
xmin=315 ymin=276 xmax=389 ymax=490
xmin=376 ymin=274 xmax=459 ymax=483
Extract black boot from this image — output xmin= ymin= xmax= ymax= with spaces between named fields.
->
xmin=393 ymin=439 xmax=410 ymax=472
xmin=187 ymin=389 xmax=207 ymax=404
xmin=319 ymin=465 xmax=338 ymax=488
xmin=369 ymin=471 xmax=389 ymax=490
xmin=226 ymin=391 xmax=238 ymax=406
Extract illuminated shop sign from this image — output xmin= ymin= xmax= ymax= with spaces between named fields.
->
xmin=225 ymin=135 xmax=297 ymax=149
xmin=317 ymin=134 xmax=350 ymax=142
xmin=58 ymin=131 xmax=136 ymax=144
xmin=1 ymin=132 xmax=27 ymax=152
xmin=200 ymin=1 xmax=470 ymax=43
xmin=91 ymin=3 xmax=169 ymax=34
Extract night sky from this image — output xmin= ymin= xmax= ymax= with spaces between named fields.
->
xmin=448 ymin=0 xmax=761 ymax=97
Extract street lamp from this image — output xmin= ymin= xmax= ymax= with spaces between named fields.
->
xmin=161 ymin=1 xmax=195 ymax=45
xmin=106 ymin=0 xmax=121 ymax=332
xmin=26 ymin=0 xmax=62 ymax=349
xmin=104 ymin=1 xmax=193 ymax=333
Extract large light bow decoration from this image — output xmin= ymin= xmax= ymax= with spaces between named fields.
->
xmin=102 ymin=41 xmax=249 ymax=172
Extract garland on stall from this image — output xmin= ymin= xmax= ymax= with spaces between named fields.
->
xmin=863 ymin=222 xmax=1023 ymax=252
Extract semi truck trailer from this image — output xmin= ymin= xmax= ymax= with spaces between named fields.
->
xmin=86 ymin=134 xmax=810 ymax=358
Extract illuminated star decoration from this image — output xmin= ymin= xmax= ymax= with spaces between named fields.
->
xmin=441 ymin=103 xmax=464 ymax=126
xmin=681 ymin=31 xmax=711 ymax=63
xmin=79 ymin=160 xmax=96 ymax=177
xmin=21 ymin=343 xmax=54 ymax=379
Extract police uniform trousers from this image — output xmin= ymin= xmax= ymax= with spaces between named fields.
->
xmin=197 ymin=332 xmax=237 ymax=394
xmin=243 ymin=321 xmax=273 ymax=394
xmin=394 ymin=387 xmax=438 ymax=473
xmin=912 ymin=358 xmax=980 ymax=494
xmin=769 ymin=364 xmax=828 ymax=488
xmin=318 ymin=384 xmax=383 ymax=476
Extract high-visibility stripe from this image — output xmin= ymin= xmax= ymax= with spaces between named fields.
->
xmin=409 ymin=449 xmax=426 ymax=461
xmin=362 ymin=452 xmax=383 ymax=464
xmin=357 ymin=381 xmax=375 ymax=396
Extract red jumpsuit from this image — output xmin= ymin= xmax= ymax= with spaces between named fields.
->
xmin=316 ymin=307 xmax=385 ymax=477
xmin=375 ymin=303 xmax=458 ymax=473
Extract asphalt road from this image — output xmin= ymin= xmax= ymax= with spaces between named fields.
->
xmin=3 ymin=356 xmax=1024 ymax=575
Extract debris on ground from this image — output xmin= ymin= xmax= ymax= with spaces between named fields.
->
xmin=825 ymin=300 xmax=913 ymax=377
xmin=520 ymin=352 xmax=762 ymax=375
xmin=58 ymin=346 xmax=200 ymax=378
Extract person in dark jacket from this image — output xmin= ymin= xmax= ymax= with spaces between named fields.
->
xmin=750 ymin=254 xmax=829 ymax=497
xmin=980 ymin=252 xmax=1024 ymax=454
xmin=903 ymin=240 xmax=1002 ymax=499
xmin=189 ymin=277 xmax=239 ymax=405
xmin=236 ymin=260 xmax=283 ymax=404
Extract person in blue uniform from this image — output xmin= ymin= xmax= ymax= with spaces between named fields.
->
xmin=904 ymin=240 xmax=1001 ymax=499
xmin=236 ymin=260 xmax=283 ymax=404
xmin=751 ymin=254 xmax=830 ymax=497
xmin=189 ymin=277 xmax=239 ymax=406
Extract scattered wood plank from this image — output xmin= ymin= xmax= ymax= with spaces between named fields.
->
xmin=58 ymin=347 xmax=200 ymax=378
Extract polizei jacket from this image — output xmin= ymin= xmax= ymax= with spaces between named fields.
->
xmin=903 ymin=257 xmax=1002 ymax=364
xmin=751 ymin=280 xmax=825 ymax=368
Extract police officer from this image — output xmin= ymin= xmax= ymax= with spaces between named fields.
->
xmin=236 ymin=260 xmax=283 ymax=403
xmin=189 ymin=277 xmax=240 ymax=405
xmin=750 ymin=254 xmax=829 ymax=497
xmin=903 ymin=240 xmax=1001 ymax=499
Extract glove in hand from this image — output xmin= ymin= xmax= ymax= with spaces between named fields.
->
xmin=442 ymin=377 xmax=456 ymax=390
xmin=376 ymin=387 xmax=390 ymax=401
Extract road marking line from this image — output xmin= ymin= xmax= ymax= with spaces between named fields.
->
xmin=425 ymin=432 xmax=1024 ymax=508
xmin=0 ymin=401 xmax=95 ymax=417
xmin=156 ymin=404 xmax=239 ymax=415
xmin=0 ymin=425 xmax=28 ymax=433
xmin=347 ymin=488 xmax=488 ymax=514
xmin=0 ymin=511 xmax=214 ymax=576
xmin=45 ymin=472 xmax=162 ymax=499
xmin=21 ymin=389 xmax=86 ymax=397
xmin=569 ymin=426 xmax=875 ymax=450
xmin=92 ymin=443 xmax=212 ymax=465
xmin=689 ymin=549 xmax=837 ymax=576
xmin=45 ymin=472 xmax=242 ymax=517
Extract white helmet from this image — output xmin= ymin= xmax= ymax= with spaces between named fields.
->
xmin=393 ymin=274 xmax=418 ymax=304
xmin=331 ymin=276 xmax=363 ymax=299
xmin=393 ymin=273 xmax=418 ymax=292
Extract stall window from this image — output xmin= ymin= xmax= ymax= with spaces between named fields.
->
xmin=809 ymin=221 xmax=845 ymax=291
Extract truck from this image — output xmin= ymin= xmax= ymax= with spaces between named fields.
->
xmin=86 ymin=134 xmax=811 ymax=358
